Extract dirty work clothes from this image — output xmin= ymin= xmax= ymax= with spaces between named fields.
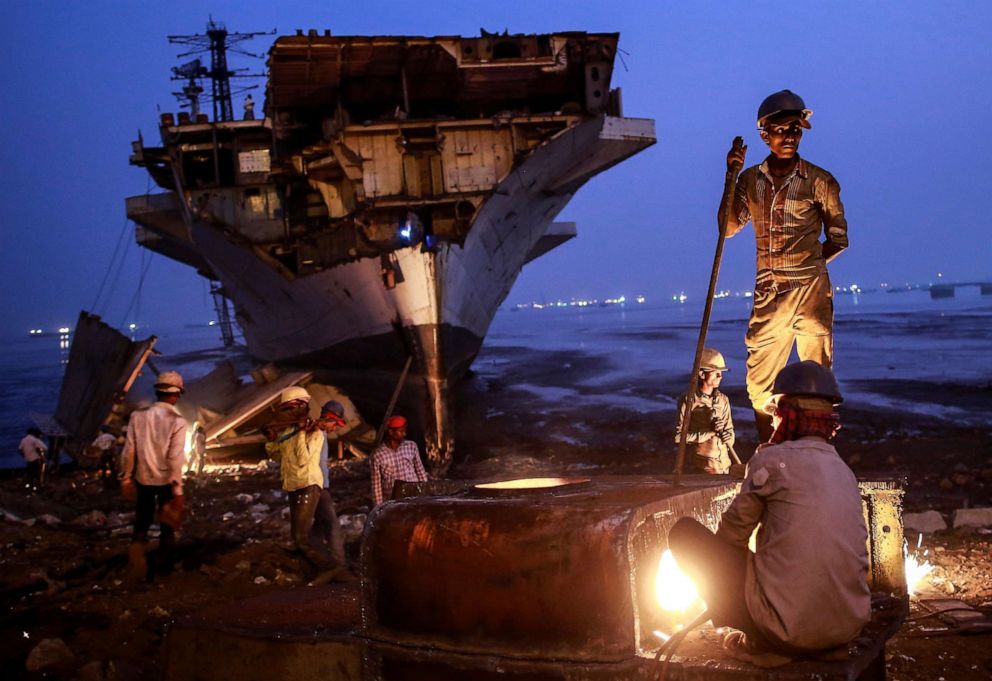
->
xmin=669 ymin=518 xmax=770 ymax=646
xmin=121 ymin=402 xmax=187 ymax=493
xmin=18 ymin=434 xmax=47 ymax=463
xmin=313 ymin=489 xmax=347 ymax=567
xmin=371 ymin=440 xmax=428 ymax=506
xmin=729 ymin=156 xmax=848 ymax=293
xmin=675 ymin=390 xmax=735 ymax=474
xmin=265 ymin=429 xmax=325 ymax=492
xmin=715 ymin=438 xmax=870 ymax=652
xmin=745 ymin=274 xmax=833 ymax=411
xmin=133 ymin=482 xmax=175 ymax=542
xmin=289 ymin=485 xmax=335 ymax=570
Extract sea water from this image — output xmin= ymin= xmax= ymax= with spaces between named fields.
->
xmin=2 ymin=290 xmax=990 ymax=469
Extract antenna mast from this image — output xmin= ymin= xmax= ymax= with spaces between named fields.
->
xmin=168 ymin=18 xmax=271 ymax=122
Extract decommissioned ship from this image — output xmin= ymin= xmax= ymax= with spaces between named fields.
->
xmin=127 ymin=24 xmax=656 ymax=471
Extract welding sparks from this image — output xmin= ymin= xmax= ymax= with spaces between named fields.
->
xmin=655 ymin=549 xmax=703 ymax=613
xmin=904 ymin=534 xmax=934 ymax=596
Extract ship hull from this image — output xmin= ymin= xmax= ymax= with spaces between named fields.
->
xmin=173 ymin=116 xmax=654 ymax=466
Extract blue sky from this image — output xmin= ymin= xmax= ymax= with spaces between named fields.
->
xmin=1 ymin=1 xmax=989 ymax=334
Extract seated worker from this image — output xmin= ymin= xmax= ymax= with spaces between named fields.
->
xmin=370 ymin=415 xmax=428 ymax=506
xmin=668 ymin=361 xmax=869 ymax=655
xmin=264 ymin=387 xmax=339 ymax=580
xmin=674 ymin=348 xmax=735 ymax=474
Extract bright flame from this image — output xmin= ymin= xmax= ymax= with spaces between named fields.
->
xmin=904 ymin=534 xmax=934 ymax=596
xmin=655 ymin=549 xmax=702 ymax=613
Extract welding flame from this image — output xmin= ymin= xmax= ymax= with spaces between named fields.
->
xmin=655 ymin=549 xmax=703 ymax=613
xmin=904 ymin=534 xmax=933 ymax=596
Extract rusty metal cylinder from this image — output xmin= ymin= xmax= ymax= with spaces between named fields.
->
xmin=361 ymin=476 xmax=736 ymax=663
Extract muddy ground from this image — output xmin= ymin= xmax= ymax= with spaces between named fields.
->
xmin=1 ymin=359 xmax=990 ymax=680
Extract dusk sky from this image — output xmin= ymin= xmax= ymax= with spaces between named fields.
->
xmin=2 ymin=1 xmax=989 ymax=336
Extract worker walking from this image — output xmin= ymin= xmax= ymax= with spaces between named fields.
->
xmin=719 ymin=90 xmax=849 ymax=442
xmin=674 ymin=348 xmax=735 ymax=474
xmin=370 ymin=416 xmax=427 ymax=506
xmin=120 ymin=371 xmax=188 ymax=582
xmin=668 ymin=361 xmax=869 ymax=656
xmin=264 ymin=387 xmax=339 ymax=580
xmin=313 ymin=400 xmax=351 ymax=579
xmin=18 ymin=427 xmax=48 ymax=491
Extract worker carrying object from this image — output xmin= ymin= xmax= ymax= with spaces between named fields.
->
xmin=120 ymin=370 xmax=188 ymax=582
xmin=674 ymin=348 xmax=735 ymax=475
xmin=264 ymin=386 xmax=343 ymax=582
xmin=668 ymin=361 xmax=869 ymax=656
xmin=719 ymin=90 xmax=849 ymax=442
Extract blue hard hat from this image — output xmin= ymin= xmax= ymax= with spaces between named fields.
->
xmin=321 ymin=400 xmax=345 ymax=417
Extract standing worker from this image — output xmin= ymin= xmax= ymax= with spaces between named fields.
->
xmin=264 ymin=387 xmax=339 ymax=581
xmin=370 ymin=416 xmax=427 ymax=506
xmin=719 ymin=90 xmax=848 ymax=441
xmin=120 ymin=371 xmax=188 ymax=582
xmin=674 ymin=348 xmax=735 ymax=474
xmin=18 ymin=427 xmax=48 ymax=491
xmin=668 ymin=361 xmax=868 ymax=656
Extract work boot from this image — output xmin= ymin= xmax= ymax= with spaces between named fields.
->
xmin=753 ymin=410 xmax=774 ymax=443
xmin=126 ymin=543 xmax=148 ymax=583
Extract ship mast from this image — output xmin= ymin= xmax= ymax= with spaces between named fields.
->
xmin=167 ymin=18 xmax=270 ymax=122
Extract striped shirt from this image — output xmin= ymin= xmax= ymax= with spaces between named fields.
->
xmin=371 ymin=440 xmax=428 ymax=506
xmin=729 ymin=156 xmax=848 ymax=292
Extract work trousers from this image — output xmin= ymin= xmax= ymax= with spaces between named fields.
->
xmin=288 ymin=485 xmax=335 ymax=570
xmin=133 ymin=483 xmax=176 ymax=570
xmin=25 ymin=460 xmax=44 ymax=488
xmin=746 ymin=274 xmax=833 ymax=412
xmin=668 ymin=517 xmax=770 ymax=645
xmin=312 ymin=488 xmax=347 ymax=567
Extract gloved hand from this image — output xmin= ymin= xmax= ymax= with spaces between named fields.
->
xmin=121 ymin=478 xmax=137 ymax=501
xmin=158 ymin=494 xmax=187 ymax=529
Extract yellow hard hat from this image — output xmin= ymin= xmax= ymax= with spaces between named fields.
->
xmin=279 ymin=386 xmax=311 ymax=405
xmin=700 ymin=348 xmax=728 ymax=372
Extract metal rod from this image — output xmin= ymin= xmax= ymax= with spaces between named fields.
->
xmin=674 ymin=136 xmax=744 ymax=486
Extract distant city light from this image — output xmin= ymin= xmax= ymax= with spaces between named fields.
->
xmin=636 ymin=295 xmax=646 ymax=304
xmin=29 ymin=328 xmax=43 ymax=335
xmin=58 ymin=327 xmax=71 ymax=334
xmin=128 ymin=323 xmax=137 ymax=331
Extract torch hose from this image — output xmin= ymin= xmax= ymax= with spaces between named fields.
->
xmin=654 ymin=609 xmax=711 ymax=681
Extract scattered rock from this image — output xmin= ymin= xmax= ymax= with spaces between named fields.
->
xmin=953 ymin=507 xmax=992 ymax=529
xmin=235 ymin=493 xmax=254 ymax=504
xmin=26 ymin=637 xmax=75 ymax=672
xmin=253 ymin=575 xmax=269 ymax=585
xmin=339 ymin=514 xmax=367 ymax=542
xmin=149 ymin=605 xmax=170 ymax=618
xmin=904 ymin=511 xmax=947 ymax=534
xmin=36 ymin=514 xmax=62 ymax=526
xmin=221 ymin=512 xmax=235 ymax=522
xmin=939 ymin=478 xmax=954 ymax=491
xmin=235 ymin=560 xmax=251 ymax=571
xmin=71 ymin=510 xmax=108 ymax=528
xmin=952 ymin=473 xmax=972 ymax=487
xmin=249 ymin=503 xmax=270 ymax=514
xmin=953 ymin=463 xmax=970 ymax=474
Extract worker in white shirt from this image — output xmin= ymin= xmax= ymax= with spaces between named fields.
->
xmin=120 ymin=371 xmax=188 ymax=582
xmin=18 ymin=427 xmax=48 ymax=491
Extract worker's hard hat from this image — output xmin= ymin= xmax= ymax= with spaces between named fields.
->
xmin=763 ymin=361 xmax=842 ymax=414
xmin=700 ymin=348 xmax=729 ymax=372
xmin=154 ymin=371 xmax=185 ymax=394
xmin=320 ymin=400 xmax=345 ymax=418
xmin=279 ymin=386 xmax=311 ymax=405
xmin=386 ymin=415 xmax=407 ymax=429
xmin=757 ymin=90 xmax=812 ymax=130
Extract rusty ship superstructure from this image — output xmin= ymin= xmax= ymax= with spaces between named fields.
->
xmin=127 ymin=28 xmax=656 ymax=469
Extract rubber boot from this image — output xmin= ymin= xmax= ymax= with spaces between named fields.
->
xmin=126 ymin=543 xmax=148 ymax=583
xmin=753 ymin=410 xmax=774 ymax=444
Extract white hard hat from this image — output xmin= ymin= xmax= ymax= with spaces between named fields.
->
xmin=155 ymin=371 xmax=185 ymax=394
xmin=700 ymin=348 xmax=728 ymax=372
xmin=279 ymin=386 xmax=311 ymax=405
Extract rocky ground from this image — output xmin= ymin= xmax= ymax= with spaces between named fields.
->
xmin=1 ymin=369 xmax=990 ymax=679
